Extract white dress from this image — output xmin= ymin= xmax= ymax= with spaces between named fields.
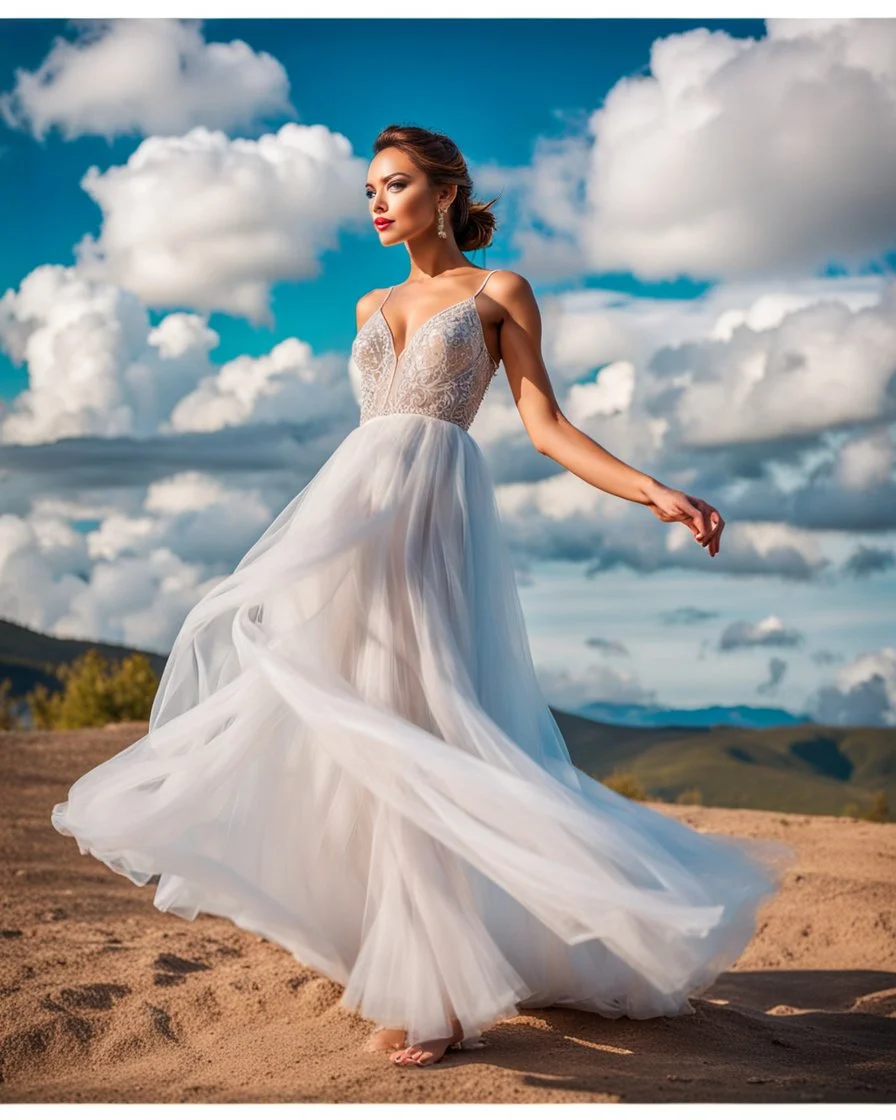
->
xmin=51 ymin=269 xmax=794 ymax=1048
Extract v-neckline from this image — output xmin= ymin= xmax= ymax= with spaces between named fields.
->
xmin=376 ymin=294 xmax=498 ymax=372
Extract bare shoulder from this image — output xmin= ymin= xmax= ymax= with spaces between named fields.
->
xmin=485 ymin=269 xmax=536 ymax=312
xmin=355 ymin=287 xmax=388 ymax=331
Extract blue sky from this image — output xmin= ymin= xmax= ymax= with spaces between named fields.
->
xmin=1 ymin=16 xmax=895 ymax=724
xmin=0 ymin=16 xmax=754 ymax=398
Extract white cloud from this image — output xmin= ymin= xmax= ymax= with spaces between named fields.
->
xmin=808 ymin=645 xmax=896 ymax=726
xmin=666 ymin=521 xmax=830 ymax=579
xmin=535 ymin=660 xmax=656 ymax=711
xmin=54 ymin=548 xmax=221 ymax=653
xmin=0 ymin=472 xmax=276 ymax=652
xmin=462 ymin=273 xmax=896 ymax=579
xmin=0 ymin=264 xmax=217 ymax=443
xmin=0 ymin=263 xmax=358 ymax=444
xmin=0 ymin=512 xmax=91 ymax=635
xmin=74 ymin=122 xmax=368 ymax=322
xmin=87 ymin=471 xmax=274 ymax=567
xmin=564 ymin=361 xmax=636 ymax=423
xmin=835 ymin=426 xmax=894 ymax=491
xmin=718 ymin=614 xmax=804 ymax=651
xmin=667 ymin=283 xmax=896 ymax=447
xmin=0 ymin=18 xmax=294 ymax=141
xmin=168 ymin=339 xmax=348 ymax=433
xmin=516 ymin=19 xmax=896 ymax=281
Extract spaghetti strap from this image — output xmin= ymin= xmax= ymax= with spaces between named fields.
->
xmin=378 ymin=286 xmax=393 ymax=310
xmin=473 ymin=269 xmax=499 ymax=298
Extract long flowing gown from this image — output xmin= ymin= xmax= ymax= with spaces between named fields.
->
xmin=51 ymin=269 xmax=794 ymax=1048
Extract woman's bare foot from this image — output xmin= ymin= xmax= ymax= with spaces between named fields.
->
xmin=390 ymin=1019 xmax=465 ymax=1067
xmin=365 ymin=1026 xmax=408 ymax=1053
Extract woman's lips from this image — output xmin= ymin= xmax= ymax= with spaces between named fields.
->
xmin=374 ymin=219 xmax=394 ymax=229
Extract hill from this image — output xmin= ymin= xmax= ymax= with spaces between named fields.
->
xmin=0 ymin=617 xmax=168 ymax=696
xmin=552 ymin=708 xmax=895 ymax=817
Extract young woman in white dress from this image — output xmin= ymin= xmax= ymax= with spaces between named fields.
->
xmin=52 ymin=124 xmax=792 ymax=1071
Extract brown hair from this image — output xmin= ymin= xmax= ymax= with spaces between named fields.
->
xmin=372 ymin=124 xmax=500 ymax=252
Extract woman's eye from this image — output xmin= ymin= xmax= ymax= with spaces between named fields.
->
xmin=365 ymin=182 xmax=405 ymax=198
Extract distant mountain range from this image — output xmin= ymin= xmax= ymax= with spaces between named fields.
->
xmin=2 ymin=617 xmax=892 ymax=818
xmin=552 ymin=707 xmax=894 ymax=818
xmin=574 ymin=700 xmax=812 ymax=730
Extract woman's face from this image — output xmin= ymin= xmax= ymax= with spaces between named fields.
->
xmin=365 ymin=147 xmax=447 ymax=245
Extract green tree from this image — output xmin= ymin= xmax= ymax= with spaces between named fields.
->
xmin=0 ymin=679 xmax=22 ymax=730
xmin=26 ymin=649 xmax=159 ymax=730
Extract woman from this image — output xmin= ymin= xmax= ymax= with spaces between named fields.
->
xmin=52 ymin=124 xmax=793 ymax=1070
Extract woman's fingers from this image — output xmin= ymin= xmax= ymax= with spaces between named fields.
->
xmin=688 ymin=496 xmax=725 ymax=553
xmin=685 ymin=495 xmax=710 ymax=541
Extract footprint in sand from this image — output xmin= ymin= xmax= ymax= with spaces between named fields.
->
xmin=152 ymin=954 xmax=211 ymax=987
xmin=36 ymin=983 xmax=132 ymax=1043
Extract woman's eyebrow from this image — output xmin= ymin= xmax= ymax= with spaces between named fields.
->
xmin=364 ymin=171 xmax=407 ymax=188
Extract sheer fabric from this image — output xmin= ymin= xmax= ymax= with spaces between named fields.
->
xmin=52 ymin=271 xmax=794 ymax=1048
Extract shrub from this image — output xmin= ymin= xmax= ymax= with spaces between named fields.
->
xmin=602 ymin=770 xmax=648 ymax=801
xmin=842 ymin=792 xmax=890 ymax=823
xmin=675 ymin=786 xmax=704 ymax=806
xmin=864 ymin=791 xmax=890 ymax=823
xmin=26 ymin=649 xmax=159 ymax=730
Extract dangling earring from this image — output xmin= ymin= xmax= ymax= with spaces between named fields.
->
xmin=436 ymin=207 xmax=447 ymax=239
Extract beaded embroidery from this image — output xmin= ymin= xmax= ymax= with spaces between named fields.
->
xmin=351 ymin=270 xmax=501 ymax=431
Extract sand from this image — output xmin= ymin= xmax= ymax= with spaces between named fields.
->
xmin=1 ymin=722 xmax=894 ymax=1103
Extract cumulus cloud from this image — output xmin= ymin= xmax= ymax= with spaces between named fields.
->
xmin=564 ymin=361 xmax=636 ymax=424
xmin=517 ymin=19 xmax=896 ymax=281
xmin=72 ymin=122 xmax=366 ymax=322
xmin=665 ymin=521 xmax=830 ymax=581
xmin=0 ymin=265 xmax=217 ymax=443
xmin=485 ymin=274 xmax=893 ymax=513
xmin=662 ymin=284 xmax=896 ymax=448
xmin=808 ymin=646 xmax=896 ymax=727
xmin=87 ymin=471 xmax=275 ymax=567
xmin=516 ymin=276 xmax=896 ymax=550
xmin=0 ymin=263 xmax=358 ymax=444
xmin=718 ymin=614 xmax=805 ymax=651
xmin=505 ymin=130 xmax=593 ymax=282
xmin=0 ymin=471 xmax=281 ymax=652
xmin=0 ymin=18 xmax=294 ymax=140
xmin=835 ymin=426 xmax=894 ymax=491
xmin=4 ymin=261 xmax=887 ymax=591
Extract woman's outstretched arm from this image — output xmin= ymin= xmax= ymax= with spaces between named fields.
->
xmin=490 ymin=271 xmax=725 ymax=557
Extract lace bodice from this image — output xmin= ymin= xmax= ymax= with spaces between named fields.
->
xmin=351 ymin=269 xmax=501 ymax=431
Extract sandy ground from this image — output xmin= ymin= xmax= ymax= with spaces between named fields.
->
xmin=1 ymin=721 xmax=895 ymax=1104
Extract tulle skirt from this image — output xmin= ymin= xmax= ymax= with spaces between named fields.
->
xmin=51 ymin=412 xmax=794 ymax=1047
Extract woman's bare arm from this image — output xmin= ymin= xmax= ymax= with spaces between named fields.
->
xmin=491 ymin=271 xmax=725 ymax=555
xmin=492 ymin=271 xmax=657 ymax=503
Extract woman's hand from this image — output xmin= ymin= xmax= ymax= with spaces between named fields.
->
xmin=642 ymin=480 xmax=725 ymax=557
